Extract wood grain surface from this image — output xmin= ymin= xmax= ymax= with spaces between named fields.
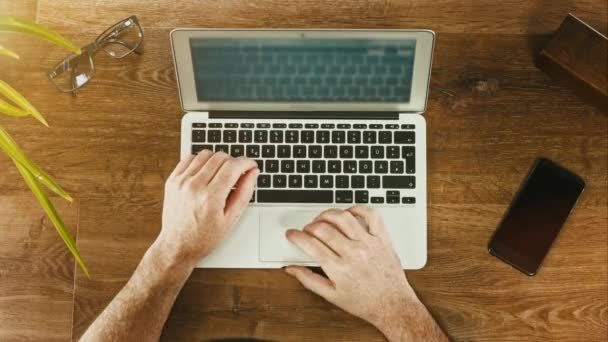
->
xmin=0 ymin=0 xmax=606 ymax=341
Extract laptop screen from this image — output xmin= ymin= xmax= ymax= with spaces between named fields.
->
xmin=190 ymin=38 xmax=416 ymax=103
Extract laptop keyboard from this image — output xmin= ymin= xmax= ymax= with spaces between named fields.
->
xmin=191 ymin=122 xmax=417 ymax=205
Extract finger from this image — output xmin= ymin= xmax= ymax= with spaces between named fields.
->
xmin=314 ymin=208 xmax=366 ymax=240
xmin=208 ymin=157 xmax=257 ymax=199
xmin=303 ymin=221 xmax=351 ymax=256
xmin=285 ymin=265 xmax=335 ymax=300
xmin=170 ymin=154 xmax=196 ymax=178
xmin=347 ymin=205 xmax=388 ymax=238
xmin=225 ymin=167 xmax=259 ymax=219
xmin=286 ymin=229 xmax=338 ymax=263
xmin=181 ymin=149 xmax=215 ymax=178
xmin=190 ymin=151 xmax=231 ymax=185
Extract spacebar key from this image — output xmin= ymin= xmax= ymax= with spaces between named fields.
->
xmin=257 ymin=190 xmax=333 ymax=203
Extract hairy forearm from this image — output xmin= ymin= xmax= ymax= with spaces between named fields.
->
xmin=376 ymin=292 xmax=448 ymax=342
xmin=80 ymin=240 xmax=192 ymax=341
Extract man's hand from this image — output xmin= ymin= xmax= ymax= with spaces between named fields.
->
xmin=156 ymin=150 xmax=259 ymax=269
xmin=285 ymin=206 xmax=447 ymax=341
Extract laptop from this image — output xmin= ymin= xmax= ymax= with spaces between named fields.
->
xmin=170 ymin=29 xmax=435 ymax=269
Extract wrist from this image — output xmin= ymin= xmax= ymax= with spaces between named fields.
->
xmin=371 ymin=288 xmax=422 ymax=339
xmin=145 ymin=238 xmax=196 ymax=280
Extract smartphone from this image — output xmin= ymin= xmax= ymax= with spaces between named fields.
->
xmin=488 ymin=158 xmax=585 ymax=276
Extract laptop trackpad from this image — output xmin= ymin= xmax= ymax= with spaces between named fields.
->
xmin=259 ymin=209 xmax=318 ymax=262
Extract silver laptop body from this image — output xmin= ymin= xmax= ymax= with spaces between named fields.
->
xmin=171 ymin=29 xmax=435 ymax=269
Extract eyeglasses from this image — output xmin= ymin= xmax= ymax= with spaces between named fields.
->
xmin=47 ymin=15 xmax=143 ymax=95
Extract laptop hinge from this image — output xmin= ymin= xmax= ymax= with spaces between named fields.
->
xmin=209 ymin=111 xmax=400 ymax=120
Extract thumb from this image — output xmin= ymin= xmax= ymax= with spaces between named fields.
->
xmin=285 ymin=266 xmax=335 ymax=300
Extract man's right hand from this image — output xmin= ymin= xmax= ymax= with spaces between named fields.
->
xmin=285 ymin=206 xmax=447 ymax=342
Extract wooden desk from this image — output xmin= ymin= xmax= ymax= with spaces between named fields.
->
xmin=0 ymin=1 xmax=606 ymax=340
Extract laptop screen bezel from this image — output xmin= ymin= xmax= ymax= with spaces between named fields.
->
xmin=171 ymin=29 xmax=435 ymax=113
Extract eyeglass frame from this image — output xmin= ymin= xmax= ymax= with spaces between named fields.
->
xmin=46 ymin=15 xmax=143 ymax=96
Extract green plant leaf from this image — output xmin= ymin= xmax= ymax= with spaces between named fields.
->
xmin=0 ymin=44 xmax=19 ymax=59
xmin=12 ymin=158 xmax=89 ymax=277
xmin=0 ymin=98 xmax=29 ymax=116
xmin=0 ymin=16 xmax=81 ymax=54
xmin=0 ymin=79 xmax=48 ymax=127
xmin=0 ymin=126 xmax=73 ymax=202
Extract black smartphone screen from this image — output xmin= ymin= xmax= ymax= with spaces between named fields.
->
xmin=488 ymin=158 xmax=585 ymax=276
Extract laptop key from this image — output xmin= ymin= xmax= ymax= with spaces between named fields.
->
xmin=262 ymin=145 xmax=275 ymax=158
xmin=286 ymin=130 xmax=299 ymax=143
xmin=355 ymin=190 xmax=369 ymax=203
xmin=258 ymin=174 xmax=271 ymax=188
xmin=305 ymin=124 xmax=319 ymax=129
xmin=336 ymin=175 xmax=349 ymax=188
xmin=367 ymin=175 xmax=381 ymax=188
xmin=192 ymin=144 xmax=212 ymax=154
xmin=320 ymin=175 xmax=333 ymax=188
xmin=193 ymin=123 xmax=206 ymax=128
xmin=339 ymin=145 xmax=353 ymax=158
xmin=297 ymin=160 xmax=311 ymax=173
xmin=273 ymin=175 xmax=287 ymax=188
xmin=301 ymin=131 xmax=315 ymax=143
xmin=371 ymin=146 xmax=384 ymax=159
xmin=239 ymin=130 xmax=253 ymax=143
xmin=266 ymin=160 xmax=279 ymax=173
xmin=344 ymin=160 xmax=357 ymax=173
xmin=402 ymin=197 xmax=416 ymax=204
xmin=192 ymin=130 xmax=206 ymax=142
xmin=316 ymin=131 xmax=330 ymax=143
xmin=332 ymin=131 xmax=346 ymax=144
xmin=336 ymin=190 xmax=353 ymax=203
xmin=371 ymin=197 xmax=384 ymax=204
xmin=324 ymin=145 xmax=338 ymax=158
xmin=224 ymin=130 xmax=237 ymax=143
xmin=328 ymin=160 xmax=341 ymax=173
xmin=293 ymin=145 xmax=307 ymax=158
xmin=309 ymin=145 xmax=322 ymax=158
xmin=370 ymin=124 xmax=382 ymax=129
xmin=257 ymin=123 xmax=271 ymax=128
xmin=312 ymin=160 xmax=326 ymax=173
xmin=215 ymin=144 xmax=229 ymax=154
xmin=231 ymin=145 xmax=244 ymax=157
xmin=383 ymin=176 xmax=415 ymax=189
xmin=270 ymin=130 xmax=283 ymax=143
xmin=375 ymin=161 xmax=388 ymax=173
xmin=387 ymin=196 xmax=400 ymax=204
xmin=351 ymin=175 xmax=365 ymax=188
xmin=289 ymin=175 xmax=303 ymax=188
xmin=390 ymin=161 xmax=404 ymax=173
xmin=403 ymin=146 xmax=416 ymax=173
xmin=355 ymin=146 xmax=369 ymax=159
xmin=254 ymin=130 xmax=268 ymax=143
xmin=257 ymin=190 xmax=333 ymax=203
xmin=387 ymin=146 xmax=400 ymax=159
xmin=379 ymin=131 xmax=392 ymax=144
xmin=394 ymin=131 xmax=415 ymax=144
xmin=347 ymin=131 xmax=361 ymax=144
xmin=281 ymin=160 xmax=295 ymax=173
xmin=278 ymin=145 xmax=291 ymax=158
xmin=359 ymin=160 xmax=372 ymax=173
xmin=209 ymin=123 xmax=222 ymax=128
xmin=225 ymin=123 xmax=238 ymax=128
xmin=208 ymin=130 xmax=221 ymax=142
xmin=363 ymin=131 xmax=376 ymax=143
xmin=304 ymin=175 xmax=318 ymax=188
xmin=255 ymin=159 xmax=264 ymax=172
xmin=246 ymin=145 xmax=260 ymax=158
